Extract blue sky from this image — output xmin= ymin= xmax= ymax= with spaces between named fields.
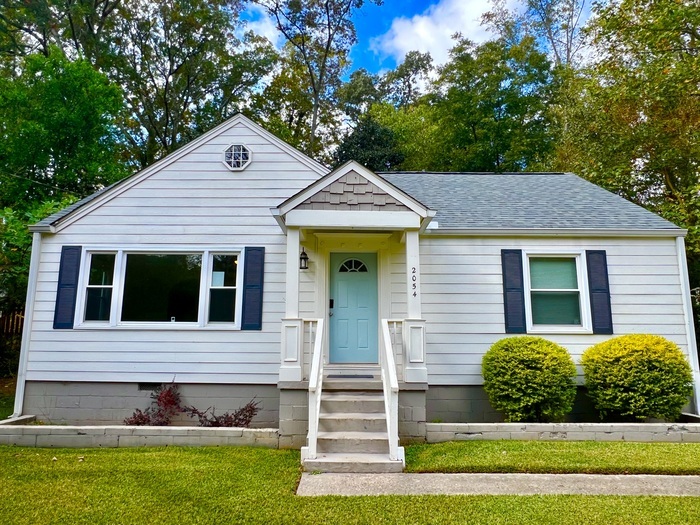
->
xmin=245 ymin=0 xmax=517 ymax=74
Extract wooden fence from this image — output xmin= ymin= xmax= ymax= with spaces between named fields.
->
xmin=0 ymin=311 xmax=23 ymax=336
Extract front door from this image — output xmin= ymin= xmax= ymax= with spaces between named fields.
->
xmin=329 ymin=252 xmax=378 ymax=363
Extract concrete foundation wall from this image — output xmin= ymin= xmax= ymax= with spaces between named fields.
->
xmin=278 ymin=389 xmax=308 ymax=449
xmin=23 ymin=381 xmax=279 ymax=427
xmin=427 ymin=385 xmax=501 ymax=423
xmin=0 ymin=425 xmax=279 ymax=448
xmin=427 ymin=385 xmax=600 ymax=423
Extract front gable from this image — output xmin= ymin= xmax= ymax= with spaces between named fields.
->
xmin=273 ymin=161 xmax=435 ymax=231
xmin=32 ymin=114 xmax=329 ymax=233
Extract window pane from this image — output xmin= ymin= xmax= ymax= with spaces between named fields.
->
xmin=530 ymin=258 xmax=577 ymax=289
xmin=89 ymin=254 xmax=115 ymax=285
xmin=85 ymin=288 xmax=112 ymax=321
xmin=211 ymin=255 xmax=237 ymax=286
xmin=532 ymin=291 xmax=581 ymax=325
xmin=209 ymin=289 xmax=236 ymax=323
xmin=121 ymin=254 xmax=201 ymax=322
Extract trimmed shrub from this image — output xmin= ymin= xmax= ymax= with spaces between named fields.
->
xmin=482 ymin=336 xmax=577 ymax=422
xmin=582 ymin=334 xmax=693 ymax=421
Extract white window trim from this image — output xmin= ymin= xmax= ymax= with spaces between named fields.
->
xmin=222 ymin=143 xmax=252 ymax=171
xmin=75 ymin=246 xmax=245 ymax=330
xmin=523 ymin=250 xmax=592 ymax=334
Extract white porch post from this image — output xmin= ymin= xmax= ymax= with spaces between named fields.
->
xmin=280 ymin=227 xmax=303 ymax=382
xmin=404 ymin=229 xmax=427 ymax=383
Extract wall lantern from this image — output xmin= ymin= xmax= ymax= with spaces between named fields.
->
xmin=299 ymin=248 xmax=309 ymax=270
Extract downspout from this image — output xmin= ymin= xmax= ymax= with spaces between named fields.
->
xmin=11 ymin=232 xmax=42 ymax=418
xmin=677 ymin=236 xmax=700 ymax=414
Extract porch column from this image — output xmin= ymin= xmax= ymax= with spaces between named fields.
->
xmin=404 ymin=230 xmax=427 ymax=383
xmin=280 ymin=227 xmax=303 ymax=382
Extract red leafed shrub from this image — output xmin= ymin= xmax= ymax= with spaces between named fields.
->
xmin=123 ymin=383 xmax=183 ymax=426
xmin=183 ymin=399 xmax=261 ymax=428
xmin=124 ymin=383 xmax=260 ymax=428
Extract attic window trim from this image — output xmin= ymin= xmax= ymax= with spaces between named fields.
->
xmin=223 ymin=144 xmax=252 ymax=171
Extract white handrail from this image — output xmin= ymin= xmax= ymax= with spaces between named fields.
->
xmin=380 ymin=319 xmax=400 ymax=461
xmin=306 ymin=318 xmax=324 ymax=460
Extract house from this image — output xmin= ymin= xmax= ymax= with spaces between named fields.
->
xmin=11 ymin=114 xmax=700 ymax=471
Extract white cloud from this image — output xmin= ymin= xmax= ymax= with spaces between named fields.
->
xmin=370 ymin=0 xmax=521 ymax=67
xmin=244 ymin=5 xmax=284 ymax=49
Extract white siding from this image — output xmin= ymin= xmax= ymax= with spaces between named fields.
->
xmin=26 ymin=121 xmax=323 ymax=385
xmin=419 ymin=236 xmax=689 ymax=386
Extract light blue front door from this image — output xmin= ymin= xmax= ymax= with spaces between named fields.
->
xmin=329 ymin=253 xmax=378 ymax=363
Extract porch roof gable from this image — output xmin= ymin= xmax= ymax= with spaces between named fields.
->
xmin=272 ymin=161 xmax=434 ymax=231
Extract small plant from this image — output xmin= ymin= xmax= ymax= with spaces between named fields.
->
xmin=582 ymin=334 xmax=693 ymax=421
xmin=482 ymin=336 xmax=577 ymax=422
xmin=183 ymin=399 xmax=261 ymax=428
xmin=123 ymin=383 xmax=183 ymax=426
xmin=124 ymin=384 xmax=260 ymax=428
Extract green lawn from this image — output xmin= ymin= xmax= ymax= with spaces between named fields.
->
xmin=1 ymin=446 xmax=700 ymax=525
xmin=406 ymin=440 xmax=700 ymax=475
xmin=0 ymin=382 xmax=13 ymax=419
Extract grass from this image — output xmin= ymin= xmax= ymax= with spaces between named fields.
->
xmin=1 ymin=445 xmax=700 ymax=524
xmin=406 ymin=440 xmax=700 ymax=475
xmin=0 ymin=377 xmax=15 ymax=419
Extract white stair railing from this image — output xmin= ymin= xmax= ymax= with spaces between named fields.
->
xmin=380 ymin=319 xmax=403 ymax=463
xmin=306 ymin=318 xmax=325 ymax=460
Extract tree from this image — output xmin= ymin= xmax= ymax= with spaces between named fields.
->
xmin=253 ymin=0 xmax=381 ymax=157
xmin=380 ymin=51 xmax=433 ymax=108
xmin=483 ymin=0 xmax=590 ymax=67
xmin=333 ymin=115 xmax=404 ymax=171
xmin=433 ymin=35 xmax=554 ymax=172
xmin=336 ymin=68 xmax=381 ymax=124
xmin=107 ymin=0 xmax=276 ymax=168
xmin=0 ymin=49 xmax=126 ymax=208
xmin=0 ymin=199 xmax=74 ymax=313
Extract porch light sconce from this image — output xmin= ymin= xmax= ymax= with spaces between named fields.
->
xmin=299 ymin=248 xmax=309 ymax=270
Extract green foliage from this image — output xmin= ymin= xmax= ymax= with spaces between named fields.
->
xmin=482 ymin=336 xmax=577 ymax=422
xmin=333 ymin=115 xmax=404 ymax=170
xmin=582 ymin=334 xmax=694 ymax=421
xmin=434 ymin=35 xmax=554 ymax=172
xmin=0 ymin=49 xmax=126 ymax=208
xmin=0 ymin=199 xmax=75 ymax=312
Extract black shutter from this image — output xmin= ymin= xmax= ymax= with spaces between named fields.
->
xmin=53 ymin=246 xmax=82 ymax=329
xmin=501 ymin=249 xmax=526 ymax=333
xmin=586 ymin=250 xmax=613 ymax=334
xmin=241 ymin=247 xmax=265 ymax=330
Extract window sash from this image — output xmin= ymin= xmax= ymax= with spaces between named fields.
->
xmin=78 ymin=248 xmax=243 ymax=328
xmin=524 ymin=252 xmax=591 ymax=332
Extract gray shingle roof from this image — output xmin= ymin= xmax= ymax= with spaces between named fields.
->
xmin=381 ymin=172 xmax=680 ymax=231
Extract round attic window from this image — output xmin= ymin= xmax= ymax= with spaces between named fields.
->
xmin=223 ymin=144 xmax=251 ymax=171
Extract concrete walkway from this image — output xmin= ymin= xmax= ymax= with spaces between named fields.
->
xmin=297 ymin=473 xmax=700 ymax=497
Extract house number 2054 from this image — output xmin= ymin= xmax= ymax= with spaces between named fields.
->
xmin=410 ymin=267 xmax=418 ymax=297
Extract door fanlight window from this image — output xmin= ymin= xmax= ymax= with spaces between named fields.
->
xmin=339 ymin=259 xmax=368 ymax=273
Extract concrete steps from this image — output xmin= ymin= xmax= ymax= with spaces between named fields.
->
xmin=302 ymin=377 xmax=404 ymax=473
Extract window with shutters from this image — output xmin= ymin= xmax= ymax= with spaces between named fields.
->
xmin=524 ymin=252 xmax=592 ymax=333
xmin=77 ymin=249 xmax=242 ymax=328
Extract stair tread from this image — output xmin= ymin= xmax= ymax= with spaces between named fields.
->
xmin=304 ymin=452 xmax=400 ymax=463
xmin=317 ymin=431 xmax=388 ymax=440
xmin=321 ymin=392 xmax=384 ymax=400
xmin=319 ymin=412 xmax=386 ymax=419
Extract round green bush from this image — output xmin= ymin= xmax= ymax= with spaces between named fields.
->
xmin=482 ymin=336 xmax=577 ymax=422
xmin=582 ymin=334 xmax=693 ymax=421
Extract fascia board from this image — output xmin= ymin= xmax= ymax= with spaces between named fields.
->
xmin=421 ymin=227 xmax=686 ymax=238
